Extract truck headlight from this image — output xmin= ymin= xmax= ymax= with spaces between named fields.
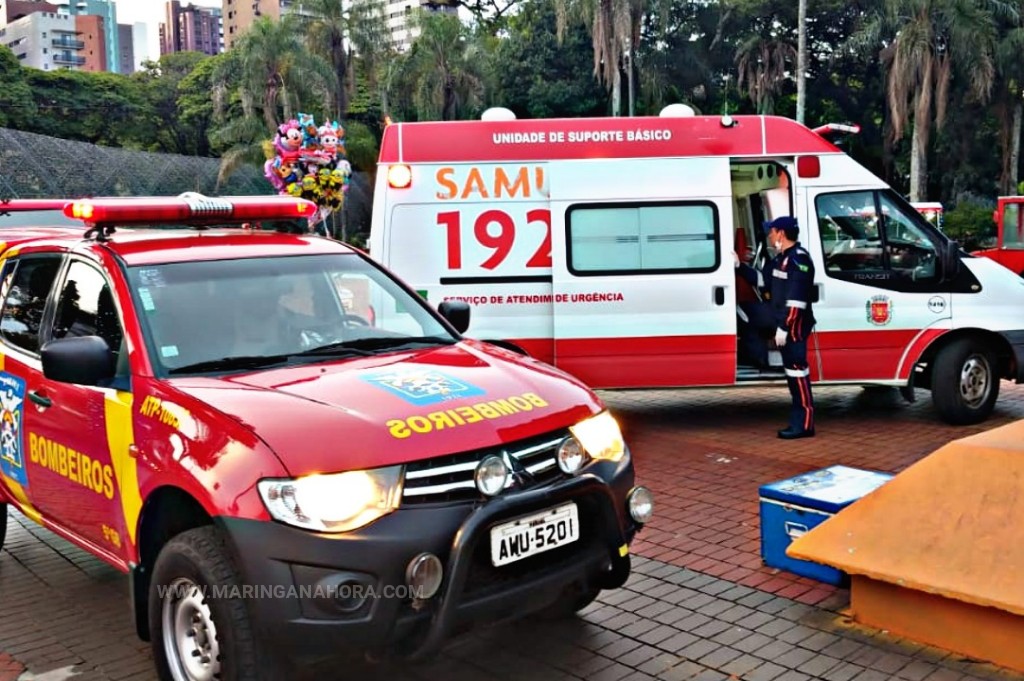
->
xmin=257 ymin=466 xmax=403 ymax=533
xmin=570 ymin=411 xmax=626 ymax=463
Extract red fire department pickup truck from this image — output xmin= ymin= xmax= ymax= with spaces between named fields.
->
xmin=0 ymin=195 xmax=652 ymax=681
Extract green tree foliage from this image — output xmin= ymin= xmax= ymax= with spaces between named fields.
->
xmin=0 ymin=46 xmax=35 ymax=128
xmin=22 ymin=69 xmax=148 ymax=147
xmin=492 ymin=0 xmax=608 ymax=118
xmin=133 ymin=52 xmax=212 ymax=155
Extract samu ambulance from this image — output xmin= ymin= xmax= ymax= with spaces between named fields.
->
xmin=369 ymin=106 xmax=1024 ymax=426
xmin=0 ymin=196 xmax=652 ymax=681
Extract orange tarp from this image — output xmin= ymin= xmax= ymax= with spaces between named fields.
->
xmin=786 ymin=419 xmax=1024 ymax=616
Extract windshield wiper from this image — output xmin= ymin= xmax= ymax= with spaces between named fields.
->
xmin=167 ymin=354 xmax=292 ymax=375
xmin=299 ymin=336 xmax=456 ymax=356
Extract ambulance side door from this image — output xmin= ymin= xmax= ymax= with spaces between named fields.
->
xmin=549 ymin=157 xmax=737 ymax=388
xmin=804 ymin=187 xmax=952 ymax=382
xmin=27 ymin=257 xmax=129 ymax=557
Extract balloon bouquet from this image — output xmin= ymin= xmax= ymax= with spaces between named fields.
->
xmin=264 ymin=112 xmax=352 ymax=230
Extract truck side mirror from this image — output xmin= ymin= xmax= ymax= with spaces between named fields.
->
xmin=41 ymin=336 xmax=115 ymax=386
xmin=438 ymin=300 xmax=470 ymax=334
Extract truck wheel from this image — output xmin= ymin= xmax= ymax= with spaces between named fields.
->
xmin=533 ymin=584 xmax=601 ymax=620
xmin=931 ymin=339 xmax=1000 ymax=425
xmin=149 ymin=526 xmax=271 ymax=681
xmin=0 ymin=503 xmax=7 ymax=552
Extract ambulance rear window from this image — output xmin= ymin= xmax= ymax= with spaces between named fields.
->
xmin=566 ymin=201 xmax=718 ymax=275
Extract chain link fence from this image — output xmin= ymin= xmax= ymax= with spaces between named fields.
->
xmin=0 ymin=127 xmax=373 ymax=243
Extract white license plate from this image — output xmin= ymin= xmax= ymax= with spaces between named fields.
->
xmin=490 ymin=502 xmax=579 ymax=566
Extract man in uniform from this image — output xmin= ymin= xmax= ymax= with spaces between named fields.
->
xmin=737 ymin=216 xmax=817 ymax=438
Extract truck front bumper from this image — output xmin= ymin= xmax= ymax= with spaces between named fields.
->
xmin=217 ymin=455 xmax=643 ymax=659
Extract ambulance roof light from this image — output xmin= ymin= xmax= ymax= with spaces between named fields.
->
xmin=811 ymin=122 xmax=861 ymax=138
xmin=481 ymin=107 xmax=517 ymax=121
xmin=659 ymin=104 xmax=696 ymax=118
xmin=63 ymin=193 xmax=317 ymax=240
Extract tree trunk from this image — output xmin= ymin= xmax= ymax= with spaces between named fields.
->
xmin=263 ymin=84 xmax=279 ymax=133
xmin=909 ymin=64 xmax=934 ymax=202
xmin=627 ymin=50 xmax=635 ymax=117
xmin=796 ymin=0 xmax=807 ymax=124
xmin=612 ymin=68 xmax=622 ymax=117
xmin=1011 ymin=100 xmax=1022 ymax=195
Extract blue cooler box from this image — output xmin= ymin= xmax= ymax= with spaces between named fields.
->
xmin=759 ymin=465 xmax=893 ymax=585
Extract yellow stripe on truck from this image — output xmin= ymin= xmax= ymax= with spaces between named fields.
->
xmin=105 ymin=391 xmax=143 ymax=545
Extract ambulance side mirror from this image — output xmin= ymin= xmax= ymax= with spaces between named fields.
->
xmin=438 ymin=300 xmax=470 ymax=334
xmin=941 ymin=240 xmax=962 ymax=280
xmin=41 ymin=336 xmax=115 ymax=386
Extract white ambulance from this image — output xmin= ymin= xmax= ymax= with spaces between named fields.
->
xmin=368 ymin=107 xmax=1024 ymax=425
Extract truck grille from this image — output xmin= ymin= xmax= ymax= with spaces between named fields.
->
xmin=401 ymin=429 xmax=569 ymax=505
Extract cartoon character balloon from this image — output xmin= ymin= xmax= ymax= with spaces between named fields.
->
xmin=264 ymin=112 xmax=352 ymax=228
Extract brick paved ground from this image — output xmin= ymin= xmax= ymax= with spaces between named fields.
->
xmin=2 ymin=383 xmax=1024 ymax=681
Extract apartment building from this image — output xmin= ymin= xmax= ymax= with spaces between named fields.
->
xmin=0 ymin=9 xmax=85 ymax=70
xmin=380 ymin=0 xmax=456 ymax=52
xmin=160 ymin=0 xmax=222 ymax=56
xmin=1 ymin=1 xmax=59 ymax=24
xmin=116 ymin=20 xmax=131 ymax=72
xmin=52 ymin=0 xmax=119 ymax=72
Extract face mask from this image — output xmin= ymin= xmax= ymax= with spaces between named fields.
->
xmin=774 ymin=238 xmax=783 ymax=251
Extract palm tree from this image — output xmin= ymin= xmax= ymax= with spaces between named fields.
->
xmin=855 ymin=0 xmax=1016 ymax=201
xmin=301 ymin=0 xmax=351 ymax=120
xmin=554 ymin=0 xmax=632 ymax=116
xmin=993 ymin=15 xmax=1024 ymax=195
xmin=347 ymin=0 xmax=398 ymax=115
xmin=391 ymin=11 xmax=484 ymax=121
xmin=735 ymin=35 xmax=797 ymax=115
xmin=210 ymin=15 xmax=335 ymax=185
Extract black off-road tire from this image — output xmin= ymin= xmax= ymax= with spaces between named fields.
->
xmin=931 ymin=338 xmax=1000 ymax=425
xmin=148 ymin=526 xmax=280 ymax=681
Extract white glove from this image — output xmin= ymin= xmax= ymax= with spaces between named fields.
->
xmin=775 ymin=327 xmax=788 ymax=347
xmin=732 ymin=251 xmax=740 ymax=268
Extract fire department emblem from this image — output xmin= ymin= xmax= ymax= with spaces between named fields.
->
xmin=866 ymin=295 xmax=893 ymax=326
xmin=0 ymin=372 xmax=28 ymax=489
xmin=362 ymin=369 xmax=485 ymax=406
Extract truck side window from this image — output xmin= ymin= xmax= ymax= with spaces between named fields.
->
xmin=1003 ymin=203 xmax=1023 ymax=249
xmin=567 ymin=202 xmax=718 ymax=274
xmin=0 ymin=255 xmax=63 ymax=354
xmin=51 ymin=261 xmax=126 ymax=369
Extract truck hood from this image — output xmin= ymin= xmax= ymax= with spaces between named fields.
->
xmin=167 ymin=341 xmax=601 ymax=476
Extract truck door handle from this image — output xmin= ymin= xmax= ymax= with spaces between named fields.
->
xmin=713 ymin=286 xmax=726 ymax=306
xmin=29 ymin=390 xmax=52 ymax=408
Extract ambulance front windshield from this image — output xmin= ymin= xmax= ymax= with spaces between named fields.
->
xmin=126 ymin=253 xmax=456 ymax=375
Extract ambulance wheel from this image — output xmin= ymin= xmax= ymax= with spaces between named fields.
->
xmin=931 ymin=339 xmax=999 ymax=425
xmin=0 ymin=503 xmax=7 ymax=552
xmin=533 ymin=583 xmax=601 ymax=620
xmin=149 ymin=526 xmax=277 ymax=681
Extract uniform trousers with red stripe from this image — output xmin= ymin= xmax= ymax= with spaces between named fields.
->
xmin=780 ymin=337 xmax=814 ymax=432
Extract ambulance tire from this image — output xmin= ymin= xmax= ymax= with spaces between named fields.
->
xmin=931 ymin=339 xmax=999 ymax=425
xmin=533 ymin=584 xmax=601 ymax=620
xmin=149 ymin=526 xmax=281 ymax=681
xmin=0 ymin=503 xmax=7 ymax=552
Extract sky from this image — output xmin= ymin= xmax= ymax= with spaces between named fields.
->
xmin=115 ymin=0 xmax=221 ymax=64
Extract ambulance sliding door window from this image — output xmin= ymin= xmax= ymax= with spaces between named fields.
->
xmin=1003 ymin=203 xmax=1023 ymax=248
xmin=0 ymin=255 xmax=63 ymax=355
xmin=567 ymin=202 xmax=718 ymax=275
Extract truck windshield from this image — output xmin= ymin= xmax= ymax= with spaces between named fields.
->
xmin=126 ymin=253 xmax=457 ymax=375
